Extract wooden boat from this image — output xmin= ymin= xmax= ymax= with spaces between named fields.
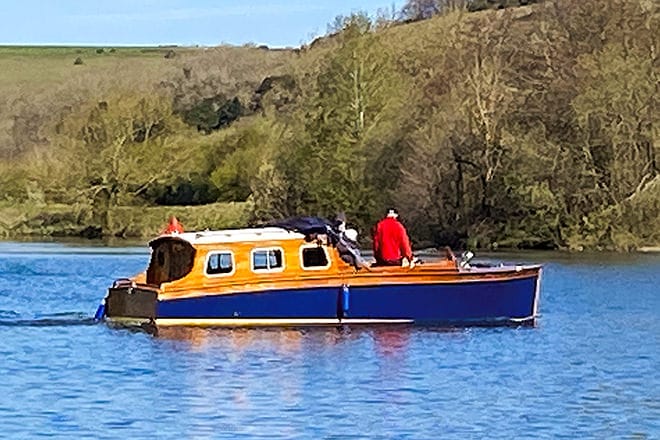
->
xmin=96 ymin=217 xmax=541 ymax=328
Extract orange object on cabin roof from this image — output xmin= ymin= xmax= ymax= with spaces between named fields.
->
xmin=162 ymin=216 xmax=184 ymax=235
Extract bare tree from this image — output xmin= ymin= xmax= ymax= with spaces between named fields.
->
xmin=400 ymin=0 xmax=469 ymax=21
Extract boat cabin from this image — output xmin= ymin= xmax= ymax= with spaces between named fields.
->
xmin=141 ymin=227 xmax=365 ymax=296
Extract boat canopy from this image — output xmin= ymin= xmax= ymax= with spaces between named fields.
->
xmin=265 ymin=216 xmax=335 ymax=236
xmin=267 ymin=216 xmax=367 ymax=269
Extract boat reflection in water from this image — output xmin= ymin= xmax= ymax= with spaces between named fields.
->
xmin=154 ymin=325 xmax=471 ymax=359
xmin=98 ymin=217 xmax=542 ymax=329
xmin=155 ymin=327 xmax=308 ymax=354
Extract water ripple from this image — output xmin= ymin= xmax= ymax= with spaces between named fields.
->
xmin=0 ymin=245 xmax=658 ymax=439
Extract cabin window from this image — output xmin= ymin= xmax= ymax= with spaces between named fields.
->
xmin=300 ymin=245 xmax=330 ymax=270
xmin=206 ymin=251 xmax=234 ymax=276
xmin=251 ymin=248 xmax=284 ymax=272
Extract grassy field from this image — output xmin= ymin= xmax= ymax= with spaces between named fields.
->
xmin=0 ymin=44 xmax=294 ymax=96
xmin=0 ymin=45 xmax=192 ymax=89
xmin=0 ymin=45 xmax=183 ymax=56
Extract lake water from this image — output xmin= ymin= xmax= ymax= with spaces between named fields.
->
xmin=0 ymin=241 xmax=658 ymax=439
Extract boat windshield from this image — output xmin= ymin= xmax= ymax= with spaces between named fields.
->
xmin=146 ymin=238 xmax=196 ymax=285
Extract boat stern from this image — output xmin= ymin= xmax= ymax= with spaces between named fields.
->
xmin=102 ymin=279 xmax=159 ymax=326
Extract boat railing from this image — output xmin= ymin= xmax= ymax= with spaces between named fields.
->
xmin=112 ymin=278 xmax=136 ymax=289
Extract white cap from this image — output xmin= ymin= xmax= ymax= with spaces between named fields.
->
xmin=344 ymin=229 xmax=358 ymax=242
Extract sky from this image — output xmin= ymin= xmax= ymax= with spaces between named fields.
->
xmin=0 ymin=0 xmax=400 ymax=48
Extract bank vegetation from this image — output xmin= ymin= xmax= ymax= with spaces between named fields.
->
xmin=0 ymin=0 xmax=657 ymax=250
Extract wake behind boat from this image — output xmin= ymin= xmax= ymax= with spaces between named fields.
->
xmin=96 ymin=217 xmax=541 ymax=328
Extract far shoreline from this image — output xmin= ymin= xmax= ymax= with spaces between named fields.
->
xmin=1 ymin=235 xmax=658 ymax=255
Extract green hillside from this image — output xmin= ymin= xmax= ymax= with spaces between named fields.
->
xmin=0 ymin=0 xmax=657 ymax=250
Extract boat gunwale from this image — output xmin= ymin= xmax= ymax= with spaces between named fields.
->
xmin=148 ymin=265 xmax=541 ymax=300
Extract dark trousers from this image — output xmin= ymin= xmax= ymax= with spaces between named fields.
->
xmin=373 ymin=258 xmax=402 ymax=267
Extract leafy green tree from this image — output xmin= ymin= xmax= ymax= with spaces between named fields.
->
xmin=293 ymin=13 xmax=407 ymax=227
xmin=571 ymin=1 xmax=658 ymax=203
xmin=207 ymin=118 xmax=289 ymax=202
xmin=396 ymin=11 xmax=522 ymax=246
xmin=47 ymin=93 xmax=195 ymax=234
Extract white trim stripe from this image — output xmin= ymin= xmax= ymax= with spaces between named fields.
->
xmin=509 ymin=316 xmax=536 ymax=323
xmin=533 ymin=267 xmax=542 ymax=318
xmin=154 ymin=318 xmax=414 ymax=327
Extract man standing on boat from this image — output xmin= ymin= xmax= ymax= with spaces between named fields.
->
xmin=372 ymin=209 xmax=414 ymax=267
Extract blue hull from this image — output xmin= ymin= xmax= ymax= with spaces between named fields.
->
xmin=159 ymin=286 xmax=340 ymax=319
xmin=154 ymin=275 xmax=539 ymax=326
xmin=347 ymin=277 xmax=537 ymax=324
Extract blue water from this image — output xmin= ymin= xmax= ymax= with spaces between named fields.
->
xmin=0 ymin=242 xmax=658 ymax=439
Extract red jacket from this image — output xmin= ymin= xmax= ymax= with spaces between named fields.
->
xmin=372 ymin=217 xmax=413 ymax=264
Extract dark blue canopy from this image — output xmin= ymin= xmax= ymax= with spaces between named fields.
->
xmin=264 ymin=216 xmax=367 ymax=269
xmin=265 ymin=216 xmax=335 ymax=236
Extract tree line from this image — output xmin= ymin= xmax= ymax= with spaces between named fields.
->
xmin=0 ymin=0 xmax=657 ymax=250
